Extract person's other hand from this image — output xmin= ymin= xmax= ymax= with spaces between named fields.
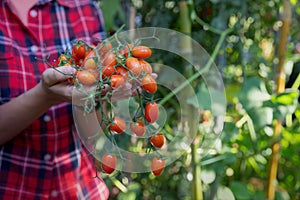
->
xmin=109 ymin=73 xmax=157 ymax=101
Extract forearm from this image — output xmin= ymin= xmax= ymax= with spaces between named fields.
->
xmin=73 ymin=102 xmax=105 ymax=140
xmin=0 ymin=82 xmax=54 ymax=145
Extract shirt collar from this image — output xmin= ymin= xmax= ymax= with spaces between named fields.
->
xmin=35 ymin=0 xmax=74 ymax=8
xmin=4 ymin=0 xmax=76 ymax=8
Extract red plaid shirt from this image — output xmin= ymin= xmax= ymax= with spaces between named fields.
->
xmin=0 ymin=0 xmax=109 ymax=199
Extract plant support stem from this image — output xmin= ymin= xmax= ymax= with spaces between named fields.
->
xmin=267 ymin=1 xmax=292 ymax=199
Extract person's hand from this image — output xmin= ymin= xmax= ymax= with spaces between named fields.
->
xmin=108 ymin=73 xmax=157 ymax=102
xmin=110 ymin=82 xmax=134 ymax=102
xmin=41 ymin=66 xmax=76 ymax=104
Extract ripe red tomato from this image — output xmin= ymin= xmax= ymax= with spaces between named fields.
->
xmin=139 ymin=60 xmax=152 ymax=74
xmin=120 ymin=44 xmax=133 ymax=57
xmin=130 ymin=121 xmax=146 ymax=136
xmin=76 ymin=70 xmax=96 ymax=85
xmin=150 ymin=133 xmax=164 ymax=148
xmin=110 ymin=75 xmax=126 ymax=89
xmin=85 ymin=49 xmax=96 ymax=59
xmin=132 ymin=46 xmax=152 ymax=59
xmin=109 ymin=117 xmax=126 ymax=134
xmin=68 ymin=70 xmax=78 ymax=84
xmin=98 ymin=41 xmax=112 ymax=56
xmin=114 ymin=66 xmax=128 ymax=79
xmin=102 ymin=65 xmax=116 ymax=79
xmin=150 ymin=157 xmax=165 ymax=176
xmin=102 ymin=52 xmax=117 ymax=67
xmin=125 ymin=57 xmax=142 ymax=76
xmin=142 ymin=74 xmax=157 ymax=94
xmin=144 ymin=102 xmax=159 ymax=123
xmin=72 ymin=44 xmax=86 ymax=61
xmin=101 ymin=153 xmax=117 ymax=174
xmin=83 ymin=57 xmax=97 ymax=70
xmin=68 ymin=77 xmax=75 ymax=84
xmin=90 ymin=70 xmax=100 ymax=80
xmin=87 ymin=44 xmax=96 ymax=55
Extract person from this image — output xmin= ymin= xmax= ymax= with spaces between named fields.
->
xmin=0 ymin=0 xmax=111 ymax=199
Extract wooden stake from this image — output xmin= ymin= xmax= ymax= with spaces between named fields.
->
xmin=267 ymin=1 xmax=292 ymax=199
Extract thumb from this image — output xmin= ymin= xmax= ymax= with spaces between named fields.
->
xmin=42 ymin=66 xmax=75 ymax=86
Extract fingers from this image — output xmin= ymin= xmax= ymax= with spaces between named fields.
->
xmin=110 ymin=83 xmax=133 ymax=102
xmin=47 ymin=82 xmax=74 ymax=103
xmin=100 ymin=84 xmax=111 ymax=96
xmin=42 ymin=66 xmax=76 ymax=87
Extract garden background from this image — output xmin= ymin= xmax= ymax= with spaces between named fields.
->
xmin=97 ymin=0 xmax=300 ymax=199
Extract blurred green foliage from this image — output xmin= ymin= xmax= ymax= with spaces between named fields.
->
xmin=99 ymin=0 xmax=300 ymax=199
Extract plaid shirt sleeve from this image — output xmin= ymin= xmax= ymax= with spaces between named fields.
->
xmin=0 ymin=0 xmax=109 ymax=199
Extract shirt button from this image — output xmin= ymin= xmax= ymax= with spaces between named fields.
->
xmin=43 ymin=115 xmax=51 ymax=122
xmin=31 ymin=45 xmax=38 ymax=53
xmin=30 ymin=9 xmax=37 ymax=18
xmin=44 ymin=154 xmax=51 ymax=161
xmin=51 ymin=190 xmax=58 ymax=197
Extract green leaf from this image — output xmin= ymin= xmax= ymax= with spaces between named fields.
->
xmin=225 ymin=83 xmax=241 ymax=103
xmin=117 ymin=183 xmax=141 ymax=200
xmin=214 ymin=186 xmax=235 ymax=200
xmin=100 ymin=0 xmax=123 ymax=31
xmin=186 ymin=83 xmax=211 ymax=110
xmin=247 ymin=107 xmax=273 ymax=129
xmin=248 ymin=156 xmax=260 ymax=174
xmin=230 ymin=181 xmax=251 ymax=200
xmin=295 ymin=108 xmax=300 ymax=119
xmin=238 ymin=77 xmax=271 ymax=110
xmin=271 ymin=89 xmax=299 ymax=105
xmin=201 ymin=170 xmax=216 ymax=184
xmin=290 ymin=0 xmax=297 ymax=6
xmin=187 ymin=83 xmax=225 ymax=114
xmin=275 ymin=190 xmax=291 ymax=200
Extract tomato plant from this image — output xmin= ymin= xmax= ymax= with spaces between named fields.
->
xmin=72 ymin=43 xmax=86 ymax=66
xmin=110 ymin=75 xmax=126 ymax=89
xmin=119 ymin=43 xmax=133 ymax=57
xmin=125 ymin=57 xmax=142 ymax=76
xmin=109 ymin=117 xmax=126 ymax=134
xmin=42 ymin=36 xmax=167 ymax=180
xmin=76 ymin=70 xmax=96 ymax=85
xmin=142 ymin=74 xmax=157 ymax=94
xmin=83 ymin=57 xmax=97 ymax=70
xmin=140 ymin=60 xmax=152 ymax=74
xmin=98 ymin=41 xmax=112 ymax=56
xmin=144 ymin=102 xmax=159 ymax=123
xmin=102 ymin=52 xmax=117 ymax=67
xmin=150 ymin=133 xmax=164 ymax=148
xmin=57 ymin=54 xmax=71 ymax=66
xmin=130 ymin=121 xmax=146 ymax=136
xmin=150 ymin=157 xmax=165 ymax=176
xmin=114 ymin=66 xmax=128 ymax=79
xmin=102 ymin=65 xmax=116 ymax=79
xmin=101 ymin=153 xmax=117 ymax=174
xmin=85 ymin=49 xmax=96 ymax=59
xmin=132 ymin=46 xmax=152 ymax=59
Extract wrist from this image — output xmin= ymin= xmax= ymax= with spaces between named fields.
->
xmin=35 ymin=82 xmax=60 ymax=106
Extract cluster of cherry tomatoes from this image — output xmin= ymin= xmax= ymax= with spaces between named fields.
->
xmin=53 ymin=39 xmax=166 ymax=176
